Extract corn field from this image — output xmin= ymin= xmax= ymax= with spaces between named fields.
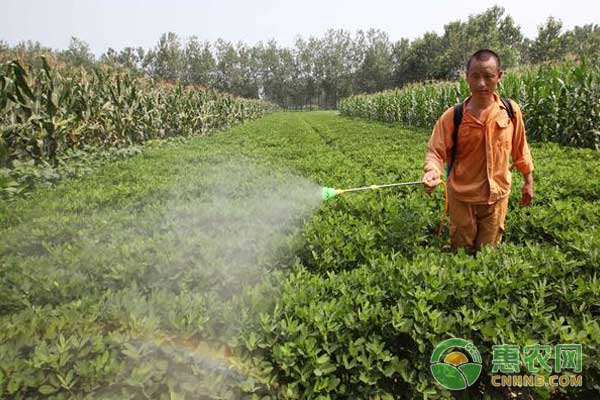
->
xmin=0 ymin=57 xmax=278 ymax=168
xmin=339 ymin=61 xmax=600 ymax=150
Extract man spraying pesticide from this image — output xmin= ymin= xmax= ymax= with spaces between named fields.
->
xmin=321 ymin=50 xmax=533 ymax=251
xmin=422 ymin=49 xmax=535 ymax=253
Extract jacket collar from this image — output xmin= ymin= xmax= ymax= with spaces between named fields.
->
xmin=463 ymin=92 xmax=505 ymax=124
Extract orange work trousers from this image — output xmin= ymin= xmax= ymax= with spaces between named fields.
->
xmin=448 ymin=195 xmax=509 ymax=251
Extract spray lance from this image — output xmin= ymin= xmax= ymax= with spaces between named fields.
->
xmin=321 ymin=179 xmax=449 ymax=236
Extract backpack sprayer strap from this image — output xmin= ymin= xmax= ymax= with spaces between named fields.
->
xmin=446 ymin=103 xmax=463 ymax=179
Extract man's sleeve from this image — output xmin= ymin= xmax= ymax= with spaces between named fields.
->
xmin=510 ymin=101 xmax=534 ymax=175
xmin=424 ymin=108 xmax=453 ymax=175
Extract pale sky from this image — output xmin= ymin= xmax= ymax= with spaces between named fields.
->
xmin=2 ymin=0 xmax=599 ymax=57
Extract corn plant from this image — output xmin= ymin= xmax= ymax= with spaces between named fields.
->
xmin=339 ymin=60 xmax=600 ymax=150
xmin=0 ymin=57 xmax=278 ymax=168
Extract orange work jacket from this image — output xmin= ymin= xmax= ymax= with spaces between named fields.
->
xmin=424 ymin=93 xmax=534 ymax=204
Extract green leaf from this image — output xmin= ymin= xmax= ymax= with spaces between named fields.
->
xmin=39 ymin=384 xmax=59 ymax=395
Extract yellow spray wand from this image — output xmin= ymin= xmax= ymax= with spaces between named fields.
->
xmin=321 ymin=181 xmax=424 ymax=200
xmin=321 ymin=180 xmax=448 ymax=237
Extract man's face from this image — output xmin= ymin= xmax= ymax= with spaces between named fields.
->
xmin=466 ymin=57 xmax=502 ymax=101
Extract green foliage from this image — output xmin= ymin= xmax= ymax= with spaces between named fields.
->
xmin=0 ymin=143 xmax=144 ymax=200
xmin=339 ymin=60 xmax=600 ymax=150
xmin=1 ymin=112 xmax=599 ymax=398
xmin=0 ymin=113 xmax=320 ymax=398
xmin=60 ymin=37 xmax=96 ymax=68
xmin=5 ymin=8 xmax=600 ymax=109
xmin=244 ymin=244 xmax=600 ymax=399
xmin=232 ymin=114 xmax=599 ymax=399
xmin=0 ymin=57 xmax=278 ymax=169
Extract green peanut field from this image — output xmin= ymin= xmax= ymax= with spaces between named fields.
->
xmin=1 ymin=107 xmax=599 ymax=399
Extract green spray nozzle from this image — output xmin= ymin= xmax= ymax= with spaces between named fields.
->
xmin=322 ymin=187 xmax=339 ymax=201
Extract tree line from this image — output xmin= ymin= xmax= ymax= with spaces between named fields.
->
xmin=2 ymin=6 xmax=599 ymax=108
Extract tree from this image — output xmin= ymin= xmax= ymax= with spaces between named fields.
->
xmin=47 ymin=6 xmax=597 ymax=106
xmin=100 ymin=47 xmax=119 ymax=66
xmin=117 ymin=47 xmax=141 ymax=71
xmin=294 ymin=36 xmax=321 ymax=107
xmin=391 ymin=38 xmax=410 ymax=86
xmin=214 ymin=39 xmax=239 ymax=94
xmin=441 ymin=20 xmax=468 ymax=75
xmin=259 ymin=40 xmax=290 ymax=105
xmin=61 ymin=37 xmax=95 ymax=67
xmin=442 ymin=6 xmax=523 ymax=73
xmin=315 ymin=29 xmax=356 ymax=107
xmin=354 ymin=29 xmax=394 ymax=93
xmin=527 ymin=17 xmax=568 ymax=63
xmin=399 ymin=32 xmax=446 ymax=83
xmin=183 ymin=36 xmax=216 ymax=87
xmin=151 ymin=32 xmax=184 ymax=81
xmin=564 ymin=23 xmax=600 ymax=61
xmin=497 ymin=14 xmax=523 ymax=67
xmin=235 ymin=42 xmax=261 ymax=98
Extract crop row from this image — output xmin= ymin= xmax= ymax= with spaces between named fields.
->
xmin=1 ymin=112 xmax=599 ymax=398
xmin=235 ymin=113 xmax=600 ymax=399
xmin=339 ymin=61 xmax=600 ymax=150
xmin=0 ymin=58 xmax=277 ymax=168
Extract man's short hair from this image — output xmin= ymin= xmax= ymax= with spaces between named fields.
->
xmin=466 ymin=49 xmax=502 ymax=72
